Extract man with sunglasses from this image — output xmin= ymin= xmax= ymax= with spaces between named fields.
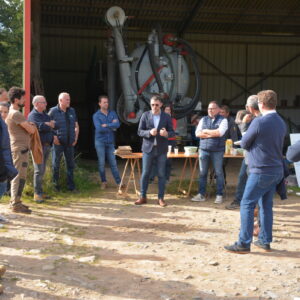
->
xmin=135 ymin=95 xmax=175 ymax=207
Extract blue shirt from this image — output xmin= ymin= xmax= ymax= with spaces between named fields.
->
xmin=93 ymin=110 xmax=120 ymax=144
xmin=28 ymin=108 xmax=53 ymax=145
xmin=241 ymin=112 xmax=286 ymax=174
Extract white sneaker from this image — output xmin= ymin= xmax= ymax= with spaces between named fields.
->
xmin=214 ymin=195 xmax=223 ymax=204
xmin=191 ymin=193 xmax=206 ymax=202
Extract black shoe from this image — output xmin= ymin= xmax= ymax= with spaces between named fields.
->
xmin=226 ymin=201 xmax=240 ymax=210
xmin=224 ymin=242 xmax=250 ymax=254
xmin=68 ymin=188 xmax=79 ymax=194
xmin=253 ymin=240 xmax=271 ymax=252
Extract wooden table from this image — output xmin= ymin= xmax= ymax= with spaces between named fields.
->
xmin=116 ymin=152 xmax=244 ymax=196
xmin=177 ymin=153 xmax=244 ymax=196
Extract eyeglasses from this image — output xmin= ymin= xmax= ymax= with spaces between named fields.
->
xmin=151 ymin=104 xmax=159 ymax=107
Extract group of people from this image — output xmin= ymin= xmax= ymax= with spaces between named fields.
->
xmin=186 ymin=89 xmax=299 ymax=254
xmin=0 ymin=87 xmax=79 ymax=214
xmin=1 ymin=87 xmax=300 ymax=255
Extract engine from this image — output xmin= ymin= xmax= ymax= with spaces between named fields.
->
xmin=105 ymin=6 xmax=201 ymax=125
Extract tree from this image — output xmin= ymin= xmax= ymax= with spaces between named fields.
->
xmin=0 ymin=0 xmax=23 ymax=88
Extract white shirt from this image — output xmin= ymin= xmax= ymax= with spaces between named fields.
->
xmin=261 ymin=110 xmax=276 ymax=116
xmin=153 ymin=113 xmax=161 ymax=146
xmin=195 ymin=116 xmax=228 ymax=137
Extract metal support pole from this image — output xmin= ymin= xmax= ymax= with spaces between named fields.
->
xmin=107 ymin=37 xmax=117 ymax=110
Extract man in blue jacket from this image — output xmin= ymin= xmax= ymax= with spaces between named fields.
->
xmin=0 ymin=104 xmax=18 ymax=220
xmin=49 ymin=92 xmax=79 ymax=192
xmin=28 ymin=95 xmax=55 ymax=202
xmin=225 ymin=90 xmax=286 ymax=254
xmin=136 ymin=95 xmax=175 ymax=207
xmin=93 ymin=95 xmax=121 ymax=189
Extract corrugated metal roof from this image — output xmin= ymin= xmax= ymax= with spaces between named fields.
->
xmin=41 ymin=0 xmax=300 ymax=36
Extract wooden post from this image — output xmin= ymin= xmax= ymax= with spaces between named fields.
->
xmin=23 ymin=0 xmax=31 ymax=116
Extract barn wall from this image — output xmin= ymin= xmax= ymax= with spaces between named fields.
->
xmin=41 ymin=28 xmax=300 ymax=150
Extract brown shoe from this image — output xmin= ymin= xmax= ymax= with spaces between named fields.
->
xmin=135 ymin=197 xmax=147 ymax=205
xmin=253 ymin=221 xmax=260 ymax=237
xmin=158 ymin=198 xmax=167 ymax=207
xmin=0 ymin=265 xmax=6 ymax=277
xmin=0 ymin=283 xmax=3 ymax=294
xmin=12 ymin=205 xmax=32 ymax=214
xmin=34 ymin=194 xmax=44 ymax=204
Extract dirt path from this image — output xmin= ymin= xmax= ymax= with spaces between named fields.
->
xmin=0 ymin=160 xmax=299 ymax=300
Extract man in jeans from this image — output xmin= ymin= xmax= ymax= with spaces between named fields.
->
xmin=0 ymin=104 xmax=18 ymax=220
xmin=49 ymin=92 xmax=79 ymax=192
xmin=192 ymin=101 xmax=228 ymax=204
xmin=225 ymin=90 xmax=286 ymax=253
xmin=28 ymin=95 xmax=55 ymax=202
xmin=6 ymin=87 xmax=35 ymax=214
xmin=226 ymin=95 xmax=260 ymax=210
xmin=93 ymin=95 xmax=121 ymax=189
xmin=135 ymin=95 xmax=175 ymax=207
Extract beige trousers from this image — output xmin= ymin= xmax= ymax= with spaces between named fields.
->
xmin=10 ymin=149 xmax=29 ymax=207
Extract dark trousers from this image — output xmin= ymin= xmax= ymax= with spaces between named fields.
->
xmin=52 ymin=145 xmax=75 ymax=190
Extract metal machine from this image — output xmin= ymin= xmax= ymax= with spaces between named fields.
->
xmin=105 ymin=6 xmax=201 ymax=125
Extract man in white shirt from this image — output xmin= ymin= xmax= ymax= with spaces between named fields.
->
xmin=192 ymin=101 xmax=228 ymax=204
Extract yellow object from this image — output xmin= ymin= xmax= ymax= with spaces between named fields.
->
xmin=225 ymin=139 xmax=233 ymax=155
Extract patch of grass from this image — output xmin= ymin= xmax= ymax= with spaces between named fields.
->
xmin=21 ymin=154 xmax=100 ymax=205
xmin=289 ymin=186 xmax=300 ymax=192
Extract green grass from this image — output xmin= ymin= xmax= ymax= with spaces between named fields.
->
xmin=0 ymin=154 xmax=101 ymax=206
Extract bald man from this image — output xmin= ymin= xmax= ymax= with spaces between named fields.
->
xmin=49 ymin=92 xmax=79 ymax=192
xmin=28 ymin=95 xmax=55 ymax=202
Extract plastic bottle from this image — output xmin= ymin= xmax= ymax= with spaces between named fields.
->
xmin=225 ymin=139 xmax=233 ymax=155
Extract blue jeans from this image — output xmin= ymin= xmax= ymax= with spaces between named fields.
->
xmin=140 ymin=147 xmax=167 ymax=199
xmin=52 ymin=145 xmax=75 ymax=190
xmin=199 ymin=150 xmax=225 ymax=196
xmin=238 ymin=172 xmax=283 ymax=247
xmin=33 ymin=145 xmax=51 ymax=195
xmin=235 ymin=158 xmax=248 ymax=203
xmin=95 ymin=141 xmax=121 ymax=184
xmin=0 ymin=181 xmax=7 ymax=198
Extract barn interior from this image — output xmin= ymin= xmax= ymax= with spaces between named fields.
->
xmin=30 ymin=0 xmax=300 ymax=155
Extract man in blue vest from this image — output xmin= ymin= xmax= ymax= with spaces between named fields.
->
xmin=225 ymin=90 xmax=286 ymax=253
xmin=93 ymin=95 xmax=121 ymax=189
xmin=49 ymin=92 xmax=79 ymax=192
xmin=192 ymin=101 xmax=228 ymax=204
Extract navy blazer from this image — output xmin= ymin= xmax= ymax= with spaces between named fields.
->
xmin=138 ymin=111 xmax=175 ymax=154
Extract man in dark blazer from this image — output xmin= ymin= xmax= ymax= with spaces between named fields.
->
xmin=135 ymin=95 xmax=175 ymax=207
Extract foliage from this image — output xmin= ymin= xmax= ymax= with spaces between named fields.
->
xmin=0 ymin=0 xmax=23 ymax=88
xmin=22 ymin=155 xmax=100 ymax=204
